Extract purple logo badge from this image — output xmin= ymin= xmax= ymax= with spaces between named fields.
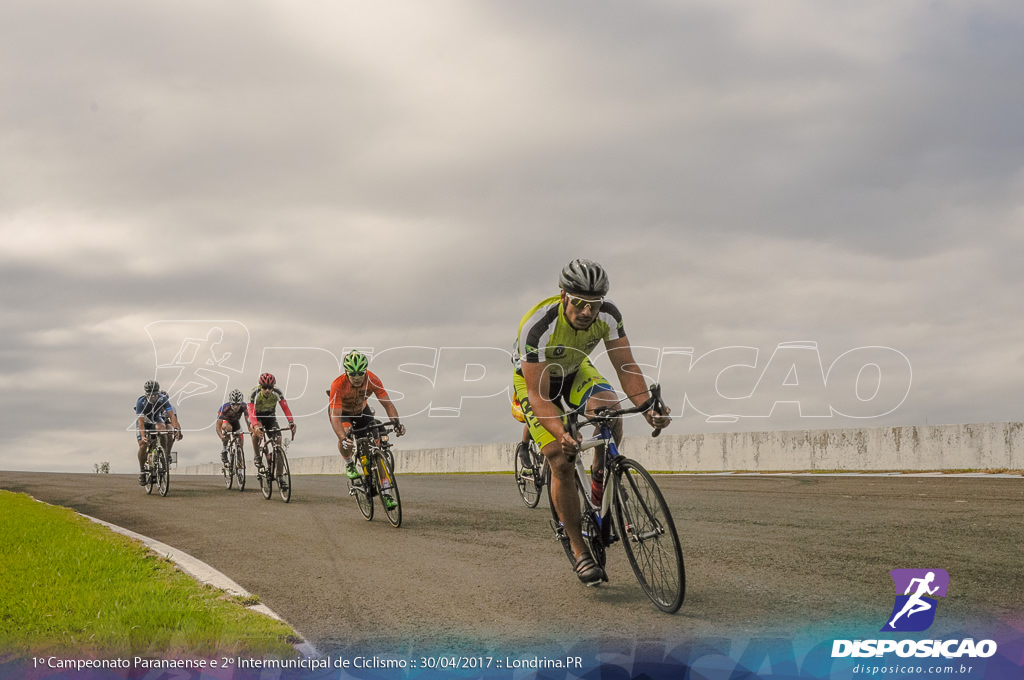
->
xmin=881 ymin=569 xmax=949 ymax=632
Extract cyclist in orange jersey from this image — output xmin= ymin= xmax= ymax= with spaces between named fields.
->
xmin=328 ymin=351 xmax=406 ymax=481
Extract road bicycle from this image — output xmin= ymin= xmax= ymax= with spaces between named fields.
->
xmin=514 ymin=439 xmax=549 ymax=508
xmin=142 ymin=429 xmax=172 ymax=497
xmin=255 ymin=425 xmax=292 ymax=503
xmin=222 ymin=430 xmax=247 ymax=492
xmin=346 ymin=420 xmax=402 ymax=528
xmin=547 ymin=384 xmax=685 ymax=613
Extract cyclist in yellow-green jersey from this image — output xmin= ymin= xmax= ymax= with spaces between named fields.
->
xmin=511 ymin=258 xmax=671 ymax=586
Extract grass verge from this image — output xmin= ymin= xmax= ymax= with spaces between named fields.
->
xmin=0 ymin=490 xmax=300 ymax=659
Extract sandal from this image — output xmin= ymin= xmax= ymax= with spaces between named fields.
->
xmin=574 ymin=553 xmax=605 ymax=586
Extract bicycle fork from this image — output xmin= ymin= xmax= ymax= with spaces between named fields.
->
xmin=614 ymin=471 xmax=666 ymax=544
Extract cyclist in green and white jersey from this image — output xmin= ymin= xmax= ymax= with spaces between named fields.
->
xmin=512 ymin=258 xmax=671 ymax=586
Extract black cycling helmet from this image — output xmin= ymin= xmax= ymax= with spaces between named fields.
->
xmin=559 ymin=258 xmax=610 ymax=297
xmin=144 ymin=380 xmax=160 ymax=395
xmin=229 ymin=389 xmax=244 ymax=404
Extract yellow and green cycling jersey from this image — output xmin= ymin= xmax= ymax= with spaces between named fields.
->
xmin=512 ymin=295 xmax=625 ymax=449
xmin=512 ymin=295 xmax=626 ymax=378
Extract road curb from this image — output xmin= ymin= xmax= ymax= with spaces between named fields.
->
xmin=81 ymin=512 xmax=320 ymax=658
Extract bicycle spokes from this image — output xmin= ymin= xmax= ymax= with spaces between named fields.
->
xmin=617 ymin=471 xmax=664 ymax=539
xmin=613 ymin=460 xmax=685 ymax=613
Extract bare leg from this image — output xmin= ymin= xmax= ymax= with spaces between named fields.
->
xmin=545 ymin=442 xmax=587 ymax=560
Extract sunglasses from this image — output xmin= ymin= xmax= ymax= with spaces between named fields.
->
xmin=347 ymin=371 xmax=367 ymax=378
xmin=566 ymin=293 xmax=604 ymax=311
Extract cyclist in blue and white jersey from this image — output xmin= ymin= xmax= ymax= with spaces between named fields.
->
xmin=135 ymin=380 xmax=183 ymax=485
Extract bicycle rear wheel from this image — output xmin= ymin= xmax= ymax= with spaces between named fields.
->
xmin=376 ymin=453 xmax=402 ymax=528
xmin=277 ymin=447 xmax=291 ymax=503
xmin=157 ymin=447 xmax=170 ymax=497
xmin=611 ymin=458 xmax=684 ymax=613
xmin=547 ymin=474 xmax=606 ymax=569
xmin=515 ymin=442 xmax=542 ymax=508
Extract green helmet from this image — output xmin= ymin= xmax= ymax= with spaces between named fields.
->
xmin=343 ymin=351 xmax=369 ymax=375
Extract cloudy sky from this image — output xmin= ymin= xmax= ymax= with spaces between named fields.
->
xmin=2 ymin=1 xmax=1022 ymax=473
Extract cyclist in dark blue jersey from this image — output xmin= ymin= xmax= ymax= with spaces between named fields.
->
xmin=135 ymin=380 xmax=183 ymax=485
xmin=216 ymin=388 xmax=249 ymax=468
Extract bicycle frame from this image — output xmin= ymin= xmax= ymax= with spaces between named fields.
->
xmin=225 ymin=430 xmax=245 ymax=454
xmin=577 ymin=427 xmax=617 ymax=510
xmin=144 ymin=435 xmax=171 ymax=497
xmin=568 ymin=383 xmax=668 ymax=516
xmin=346 ymin=420 xmax=402 ymax=527
xmin=348 ymin=421 xmax=397 ymax=478
xmin=547 ymin=383 xmax=685 ymax=612
xmin=223 ymin=431 xmax=246 ymax=490
xmin=260 ymin=432 xmax=289 ymax=471
xmin=561 ymin=422 xmax=626 ymax=555
xmin=143 ymin=422 xmax=175 ymax=458
xmin=256 ymin=426 xmax=292 ymax=502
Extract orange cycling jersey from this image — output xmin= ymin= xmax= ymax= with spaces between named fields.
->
xmin=328 ymin=371 xmax=390 ymax=414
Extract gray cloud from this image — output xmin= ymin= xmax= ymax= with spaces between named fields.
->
xmin=2 ymin=1 xmax=1022 ymax=472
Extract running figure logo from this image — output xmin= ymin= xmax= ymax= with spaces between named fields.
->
xmin=881 ymin=569 xmax=949 ymax=632
xmin=144 ymin=321 xmax=251 ymax=430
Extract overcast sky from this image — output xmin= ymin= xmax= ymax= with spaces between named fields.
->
xmin=2 ymin=1 xmax=1022 ymax=473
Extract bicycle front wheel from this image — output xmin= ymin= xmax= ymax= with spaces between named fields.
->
xmin=144 ymin=447 xmax=158 ymax=495
xmin=157 ymin=448 xmax=170 ymax=497
xmin=260 ymin=450 xmax=273 ymax=500
xmin=376 ymin=454 xmax=402 ymax=528
xmin=611 ymin=458 xmax=685 ymax=613
xmin=277 ymin=447 xmax=291 ymax=503
xmin=223 ymin=447 xmax=234 ymax=490
xmin=352 ymin=476 xmax=374 ymax=520
xmin=235 ymin=447 xmax=246 ymax=492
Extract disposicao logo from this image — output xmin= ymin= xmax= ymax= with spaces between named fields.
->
xmin=881 ymin=568 xmax=949 ymax=632
xmin=831 ymin=568 xmax=998 ymax=660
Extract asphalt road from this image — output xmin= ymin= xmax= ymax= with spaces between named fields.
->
xmin=3 ymin=470 xmax=1021 ymax=657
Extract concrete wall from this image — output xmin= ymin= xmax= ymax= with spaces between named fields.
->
xmin=183 ymin=421 xmax=1024 ymax=475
